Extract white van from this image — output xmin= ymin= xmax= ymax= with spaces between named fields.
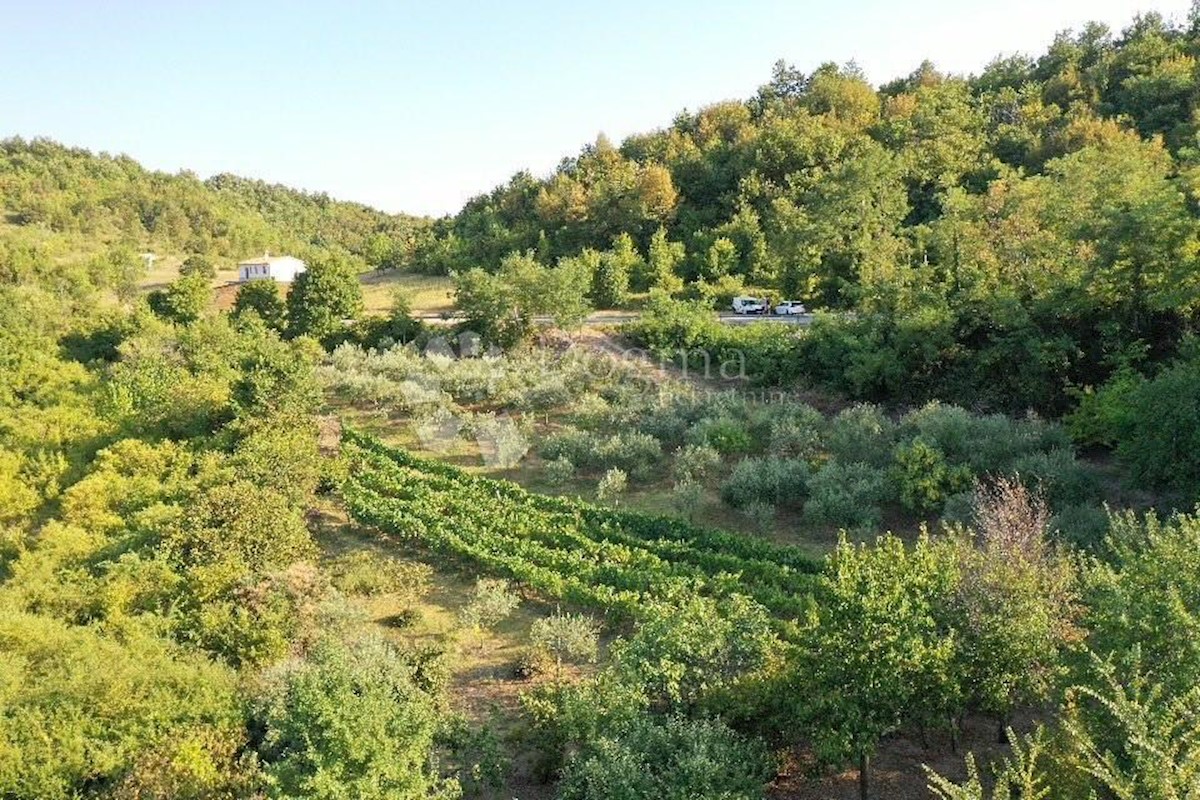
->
xmin=731 ymin=296 xmax=766 ymax=314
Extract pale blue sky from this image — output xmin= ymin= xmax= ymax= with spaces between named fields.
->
xmin=0 ymin=1 xmax=1192 ymax=216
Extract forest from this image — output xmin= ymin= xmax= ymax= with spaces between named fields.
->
xmin=1 ymin=7 xmax=1200 ymax=800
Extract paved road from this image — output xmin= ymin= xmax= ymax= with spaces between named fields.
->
xmin=717 ymin=312 xmax=813 ymax=326
xmin=416 ymin=311 xmax=815 ymax=328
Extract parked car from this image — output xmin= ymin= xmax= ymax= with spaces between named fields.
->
xmin=731 ymin=296 xmax=766 ymax=314
xmin=774 ymin=300 xmax=807 ymax=315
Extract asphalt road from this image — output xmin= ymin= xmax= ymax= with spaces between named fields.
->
xmin=416 ymin=311 xmax=815 ymax=327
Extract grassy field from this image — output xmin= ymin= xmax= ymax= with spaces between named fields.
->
xmin=360 ymin=270 xmax=455 ymax=315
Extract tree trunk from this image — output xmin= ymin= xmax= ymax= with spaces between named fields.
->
xmin=950 ymin=717 xmax=960 ymax=755
xmin=997 ymin=713 xmax=1009 ymax=745
xmin=859 ymin=752 xmax=870 ymax=800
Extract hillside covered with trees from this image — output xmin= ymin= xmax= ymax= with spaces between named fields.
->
xmin=0 ymin=137 xmax=430 ymax=284
xmin=414 ymin=10 xmax=1200 ymax=420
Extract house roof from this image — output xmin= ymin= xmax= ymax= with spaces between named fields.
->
xmin=237 ymin=255 xmax=305 ymax=267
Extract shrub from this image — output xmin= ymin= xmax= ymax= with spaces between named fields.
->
xmin=539 ymin=428 xmax=596 ymax=466
xmin=610 ymin=594 xmax=780 ymax=711
xmin=439 ymin=357 xmax=505 ymax=403
xmin=169 ymin=481 xmax=317 ymax=574
xmin=687 ymin=417 xmax=754 ymax=456
xmin=893 ymin=438 xmax=973 ymax=514
xmin=543 ymin=431 xmax=660 ymax=478
xmin=557 ymin=714 xmax=773 ymax=800
xmin=459 ymin=579 xmax=520 ymax=639
xmin=543 ymin=456 xmax=576 ymax=486
xmin=1010 ymin=449 xmax=1100 ymax=508
xmin=1110 ymin=356 xmax=1200 ymax=496
xmin=960 ymin=413 xmax=1069 ymax=475
xmin=720 ymin=457 xmax=810 ymax=509
xmin=804 ymin=461 xmax=890 ymax=531
xmin=0 ymin=612 xmax=244 ymax=800
xmin=940 ymin=491 xmax=977 ymax=527
xmin=597 ymin=468 xmax=629 ymax=505
xmin=899 ymin=402 xmax=977 ymax=465
xmin=327 ymin=551 xmax=433 ymax=603
xmin=637 ymin=401 xmax=694 ymax=446
xmin=1049 ymin=503 xmax=1110 ymax=550
xmin=515 ymin=376 xmax=573 ymax=413
xmin=826 ymin=404 xmax=894 ymax=467
xmin=254 ymin=637 xmax=454 ymax=800
xmin=672 ymin=443 xmax=722 ymax=483
xmin=1066 ymin=366 xmax=1144 ymax=448
xmin=767 ymin=404 xmax=825 ymax=459
xmin=1083 ymin=509 xmax=1200 ymax=699
xmin=438 ymin=717 xmax=510 ymax=798
xmin=571 ymin=392 xmax=616 ymax=429
xmin=596 ymin=432 xmax=662 ymax=481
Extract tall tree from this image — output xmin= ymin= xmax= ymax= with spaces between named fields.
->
xmin=797 ymin=534 xmax=958 ymax=800
xmin=285 ymin=256 xmax=363 ymax=342
xmin=646 ymin=227 xmax=685 ymax=295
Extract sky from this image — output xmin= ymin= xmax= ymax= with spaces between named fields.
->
xmin=1 ymin=0 xmax=1194 ymax=217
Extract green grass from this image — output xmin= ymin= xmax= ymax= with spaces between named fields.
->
xmin=359 ymin=271 xmax=454 ymax=315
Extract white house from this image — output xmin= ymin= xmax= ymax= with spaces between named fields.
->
xmin=237 ymin=254 xmax=307 ymax=283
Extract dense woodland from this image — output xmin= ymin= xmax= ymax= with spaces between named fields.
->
xmin=416 ymin=10 xmax=1200 ymax=421
xmin=2 ymin=8 xmax=1200 ymax=800
xmin=0 ymin=136 xmax=428 ymax=276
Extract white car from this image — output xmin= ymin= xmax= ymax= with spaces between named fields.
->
xmin=731 ymin=296 xmax=766 ymax=315
xmin=774 ymin=300 xmax=807 ymax=315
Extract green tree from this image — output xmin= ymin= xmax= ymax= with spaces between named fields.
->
xmin=0 ymin=611 xmax=245 ymax=800
xmin=926 ymin=726 xmax=1055 ymax=800
xmin=179 ymin=254 xmax=217 ymax=280
xmin=610 ymin=594 xmax=779 ymax=712
xmin=530 ymin=610 xmax=600 ymax=683
xmin=591 ymin=234 xmax=640 ymax=308
xmin=596 ymin=467 xmax=628 ymax=506
xmin=1106 ymin=352 xmax=1200 ymax=496
xmin=1063 ymin=656 xmax=1200 ymax=800
xmin=557 ymin=715 xmax=774 ymax=800
xmin=646 ymin=227 xmax=685 ymax=294
xmin=455 ymin=252 xmax=590 ymax=348
xmin=147 ymin=272 xmax=211 ymax=325
xmin=797 ymin=534 xmax=958 ymax=800
xmin=286 ymin=256 xmax=363 ymax=342
xmin=232 ymin=279 xmax=286 ymax=330
xmin=1040 ymin=133 xmax=1200 ymax=338
xmin=459 ymin=578 xmax=520 ymax=648
xmin=946 ymin=478 xmax=1079 ymax=742
xmin=1083 ymin=509 xmax=1200 ymax=698
xmin=703 ymin=237 xmax=739 ymax=280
